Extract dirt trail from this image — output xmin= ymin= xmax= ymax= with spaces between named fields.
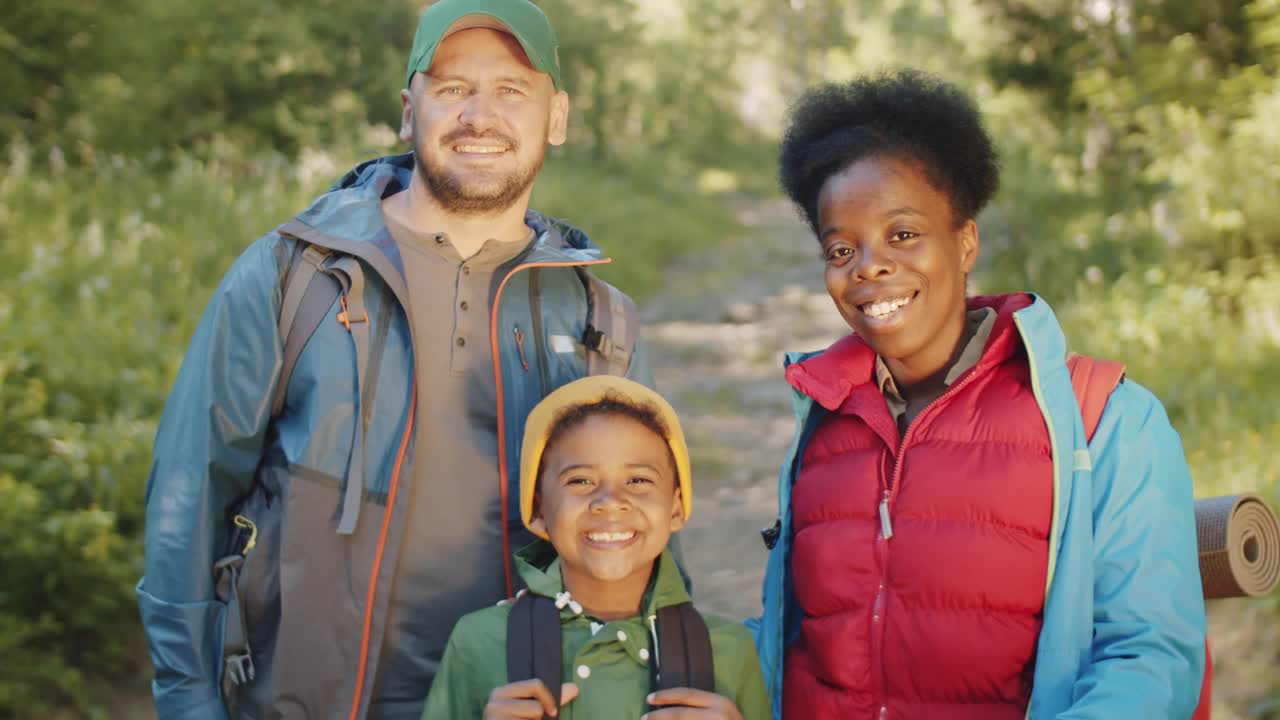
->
xmin=643 ymin=196 xmax=842 ymax=619
xmin=645 ymin=196 xmax=1279 ymax=718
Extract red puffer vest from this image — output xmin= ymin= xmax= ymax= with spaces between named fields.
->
xmin=782 ymin=294 xmax=1052 ymax=720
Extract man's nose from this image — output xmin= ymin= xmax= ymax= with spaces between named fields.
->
xmin=458 ymin=93 xmax=499 ymax=132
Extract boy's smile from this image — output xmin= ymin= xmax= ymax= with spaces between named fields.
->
xmin=529 ymin=413 xmax=685 ymax=619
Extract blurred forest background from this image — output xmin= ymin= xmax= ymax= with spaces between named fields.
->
xmin=2 ymin=0 xmax=1278 ymax=717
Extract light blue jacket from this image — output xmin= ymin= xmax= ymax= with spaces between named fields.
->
xmin=750 ymin=295 xmax=1206 ymax=719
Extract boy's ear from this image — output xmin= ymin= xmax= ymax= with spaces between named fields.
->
xmin=668 ymin=487 xmax=686 ymax=533
xmin=528 ymin=492 xmax=550 ymax=540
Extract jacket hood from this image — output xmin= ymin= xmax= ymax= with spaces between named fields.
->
xmin=513 ymin=540 xmax=691 ymax=618
xmin=785 ymin=292 xmax=1036 ymax=412
xmin=291 ymin=152 xmax=608 ymax=267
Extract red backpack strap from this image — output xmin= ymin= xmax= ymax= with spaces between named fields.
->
xmin=1066 ymin=353 xmax=1126 ymax=443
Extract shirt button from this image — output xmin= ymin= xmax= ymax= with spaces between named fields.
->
xmin=462 ymin=266 xmax=471 ymax=276
xmin=456 ymin=337 xmax=466 ymax=347
xmin=576 ymin=665 xmax=591 ymax=679
xmin=459 ymin=300 xmax=469 ymax=311
xmin=434 ymin=235 xmax=444 ymax=244
xmin=638 ymin=648 xmax=650 ymax=662
xmin=616 ymin=630 xmax=627 ymax=642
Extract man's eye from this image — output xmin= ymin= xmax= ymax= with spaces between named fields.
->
xmin=440 ymin=86 xmax=465 ymax=96
xmin=500 ymin=87 xmax=523 ymax=96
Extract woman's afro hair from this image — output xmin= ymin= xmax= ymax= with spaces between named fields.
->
xmin=778 ymin=68 xmax=1000 ymax=233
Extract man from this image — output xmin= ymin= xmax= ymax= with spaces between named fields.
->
xmin=137 ymin=1 xmax=652 ymax=718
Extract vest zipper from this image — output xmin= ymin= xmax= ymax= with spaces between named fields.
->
xmin=872 ymin=364 xmax=986 ymax=712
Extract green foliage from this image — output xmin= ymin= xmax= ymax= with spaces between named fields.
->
xmin=2 ymin=0 xmax=418 ymax=157
xmin=0 ymin=141 xmax=330 ymax=716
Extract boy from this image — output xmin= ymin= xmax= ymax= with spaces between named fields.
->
xmin=421 ymin=376 xmax=769 ymax=719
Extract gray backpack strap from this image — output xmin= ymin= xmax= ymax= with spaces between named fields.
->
xmin=324 ymin=255 xmax=370 ymax=536
xmin=273 ymin=244 xmax=338 ymax=417
xmin=578 ymin=270 xmax=637 ymax=377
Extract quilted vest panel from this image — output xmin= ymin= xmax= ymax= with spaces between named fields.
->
xmin=784 ymin=356 xmax=1052 ymax=720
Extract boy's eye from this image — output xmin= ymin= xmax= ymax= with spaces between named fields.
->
xmin=628 ymin=476 xmax=655 ymax=486
xmin=565 ymin=476 xmax=592 ymax=486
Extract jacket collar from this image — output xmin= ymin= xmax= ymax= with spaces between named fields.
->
xmin=294 ymin=152 xmax=607 ymax=266
xmin=785 ymin=293 xmax=1036 ymax=413
xmin=513 ymin=540 xmax=691 ymax=619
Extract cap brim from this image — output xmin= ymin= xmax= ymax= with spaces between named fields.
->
xmin=407 ymin=12 xmax=555 ymax=89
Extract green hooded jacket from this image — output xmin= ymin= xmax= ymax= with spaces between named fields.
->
xmin=422 ymin=543 xmax=770 ymax=720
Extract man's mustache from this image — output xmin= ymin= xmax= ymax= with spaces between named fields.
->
xmin=441 ymin=129 xmax=518 ymax=149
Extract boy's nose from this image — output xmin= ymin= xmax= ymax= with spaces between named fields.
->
xmin=590 ymin=489 xmax=631 ymax=513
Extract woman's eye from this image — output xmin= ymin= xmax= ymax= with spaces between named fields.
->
xmin=824 ymin=246 xmax=853 ymax=262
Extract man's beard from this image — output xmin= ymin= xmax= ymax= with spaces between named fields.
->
xmin=415 ymin=129 xmax=545 ymax=215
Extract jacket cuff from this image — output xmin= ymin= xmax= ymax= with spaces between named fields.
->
xmin=137 ymin=581 xmax=228 ymax=718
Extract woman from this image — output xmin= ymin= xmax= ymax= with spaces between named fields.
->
xmin=752 ymin=70 xmax=1205 ymax=719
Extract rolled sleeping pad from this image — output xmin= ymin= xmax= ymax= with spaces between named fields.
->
xmin=1196 ymin=493 xmax=1280 ymax=599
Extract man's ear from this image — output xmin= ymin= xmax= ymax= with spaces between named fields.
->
xmin=547 ymin=90 xmax=569 ymax=147
xmin=668 ymin=487 xmax=687 ymax=533
xmin=398 ymin=86 xmax=414 ymax=144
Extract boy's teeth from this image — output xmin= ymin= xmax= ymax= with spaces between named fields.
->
xmin=862 ymin=295 xmax=912 ymax=318
xmin=587 ymin=530 xmax=635 ymax=543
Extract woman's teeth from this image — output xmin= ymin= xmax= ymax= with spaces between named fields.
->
xmin=861 ymin=295 xmax=913 ymax=319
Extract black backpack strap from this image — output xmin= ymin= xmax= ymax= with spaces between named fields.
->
xmin=273 ymin=243 xmax=339 ymax=417
xmin=651 ymin=602 xmax=716 ymax=695
xmin=506 ymin=593 xmax=563 ymax=719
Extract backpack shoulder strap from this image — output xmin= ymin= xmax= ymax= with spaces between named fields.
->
xmin=576 ymin=268 xmax=638 ymax=377
xmin=273 ymin=242 xmax=339 ymax=417
xmin=651 ymin=602 xmax=716 ymax=695
xmin=506 ymin=593 xmax=563 ymax=720
xmin=1066 ymin=353 xmax=1127 ymax=443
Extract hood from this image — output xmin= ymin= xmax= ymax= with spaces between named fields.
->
xmin=785 ymin=292 xmax=1037 ymax=412
xmin=513 ymin=540 xmax=692 ymax=618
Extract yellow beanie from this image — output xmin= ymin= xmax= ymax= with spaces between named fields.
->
xmin=520 ymin=376 xmax=693 ymax=538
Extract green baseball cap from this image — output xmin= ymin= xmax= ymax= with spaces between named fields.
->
xmin=405 ymin=0 xmax=562 ymax=91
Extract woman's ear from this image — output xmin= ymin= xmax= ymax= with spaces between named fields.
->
xmin=958 ymin=218 xmax=980 ymax=274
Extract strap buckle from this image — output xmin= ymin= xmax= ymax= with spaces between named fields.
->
xmin=761 ymin=519 xmax=781 ymax=550
xmin=337 ymin=294 xmax=367 ymax=331
xmin=224 ymin=648 xmax=256 ymax=686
